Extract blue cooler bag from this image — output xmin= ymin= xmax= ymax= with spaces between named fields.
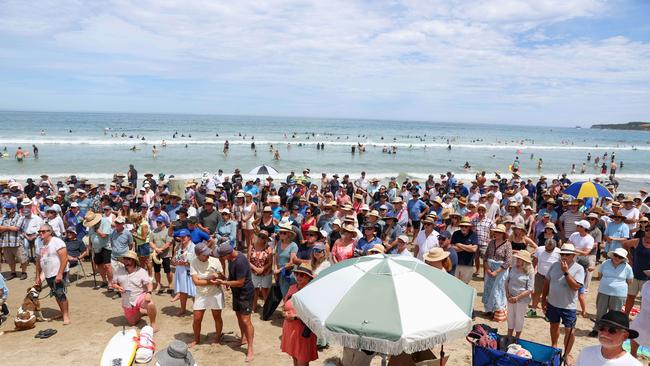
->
xmin=472 ymin=338 xmax=561 ymax=366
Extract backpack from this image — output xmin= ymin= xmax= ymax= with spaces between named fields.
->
xmin=466 ymin=323 xmax=498 ymax=349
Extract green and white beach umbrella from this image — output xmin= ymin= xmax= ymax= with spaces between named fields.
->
xmin=292 ymin=254 xmax=476 ymax=355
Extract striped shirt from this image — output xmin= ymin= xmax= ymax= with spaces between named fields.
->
xmin=472 ymin=217 xmax=495 ymax=247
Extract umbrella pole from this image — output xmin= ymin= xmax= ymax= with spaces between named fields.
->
xmin=380 ymin=354 xmax=387 ymax=366
xmin=440 ymin=344 xmax=445 ymax=366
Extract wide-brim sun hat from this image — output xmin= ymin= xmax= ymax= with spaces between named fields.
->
xmin=119 ymin=251 xmax=138 ymax=261
xmin=155 ymin=340 xmax=195 ymax=366
xmin=278 ymin=223 xmax=296 ymax=238
xmin=490 ymin=224 xmax=507 ymax=234
xmin=513 ymin=250 xmax=533 ymax=264
xmin=423 ymin=247 xmax=450 ymax=262
xmin=607 ymin=247 xmax=629 ymax=260
xmin=341 ymin=224 xmax=358 ymax=237
xmin=83 ymin=211 xmax=102 ymax=227
xmin=293 ymin=264 xmax=314 ymax=278
xmin=559 ymin=243 xmax=576 ymax=254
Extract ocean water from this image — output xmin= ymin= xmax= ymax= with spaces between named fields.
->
xmin=0 ymin=111 xmax=649 ymax=191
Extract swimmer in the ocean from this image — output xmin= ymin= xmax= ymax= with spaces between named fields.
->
xmin=32 ymin=144 xmax=39 ymax=158
xmin=15 ymin=146 xmax=25 ymax=162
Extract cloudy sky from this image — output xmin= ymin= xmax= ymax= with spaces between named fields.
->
xmin=1 ymin=0 xmax=649 ymax=125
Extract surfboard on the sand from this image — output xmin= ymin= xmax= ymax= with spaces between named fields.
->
xmin=101 ymin=328 xmax=138 ymax=366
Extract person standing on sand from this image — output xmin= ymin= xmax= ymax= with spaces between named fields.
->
xmin=188 ymin=242 xmax=224 ymax=347
xmin=35 ymin=223 xmax=71 ymax=325
xmin=214 ymin=243 xmax=255 ymax=362
xmin=576 ymin=310 xmax=642 ymax=366
xmin=112 ymin=251 xmax=158 ymax=331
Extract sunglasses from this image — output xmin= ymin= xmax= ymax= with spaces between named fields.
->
xmin=313 ymin=248 xmax=324 ymax=253
xmin=560 ymin=253 xmax=573 ymax=257
xmin=613 ymin=254 xmax=625 ymax=260
xmin=278 ymin=232 xmax=287 ymax=236
xmin=423 ymin=223 xmax=434 ymax=226
xmin=598 ymin=326 xmax=622 ymax=334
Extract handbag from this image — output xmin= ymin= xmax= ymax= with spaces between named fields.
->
xmin=261 ymin=282 xmax=283 ymax=320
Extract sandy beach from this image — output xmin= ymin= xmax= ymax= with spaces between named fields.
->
xmin=0 ymin=266 xmax=618 ymax=366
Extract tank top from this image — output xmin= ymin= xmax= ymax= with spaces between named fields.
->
xmin=632 ymin=237 xmax=650 ymax=280
xmin=259 ymin=218 xmax=276 ymax=234
xmin=511 ymin=240 xmax=527 ymax=251
xmin=243 ymin=202 xmax=254 ymax=222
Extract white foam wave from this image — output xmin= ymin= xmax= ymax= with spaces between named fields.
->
xmin=2 ymin=138 xmax=648 ymax=151
xmin=2 ymin=171 xmax=649 ymax=183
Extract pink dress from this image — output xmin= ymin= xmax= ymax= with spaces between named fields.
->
xmin=332 ymin=241 xmax=355 ymax=262
xmin=280 ymin=285 xmax=318 ymax=362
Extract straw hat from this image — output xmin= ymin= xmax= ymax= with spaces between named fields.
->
xmin=559 ymin=243 xmax=576 ymax=254
xmin=609 ymin=211 xmax=626 ymax=219
xmin=491 ymin=224 xmax=507 ymax=234
xmin=341 ymin=224 xmax=358 ymax=237
xmin=278 ymin=223 xmax=296 ymax=238
xmin=368 ymin=244 xmax=386 ymax=254
xmin=459 ymin=217 xmax=472 ymax=227
xmin=544 ymin=223 xmax=558 ymax=233
xmin=151 ymin=251 xmax=163 ymax=265
xmin=423 ymin=247 xmax=450 ymax=263
xmin=119 ymin=250 xmax=138 ymax=261
xmin=367 ymin=210 xmax=380 ymax=218
xmin=293 ymin=263 xmax=314 ymax=278
xmin=622 ymin=196 xmax=634 ymax=203
xmin=306 ymin=226 xmax=323 ymax=238
xmin=83 ymin=211 xmax=102 ymax=228
xmin=513 ymin=223 xmax=526 ymax=231
xmin=513 ymin=250 xmax=532 ymax=264
xmin=256 ymin=230 xmax=270 ymax=240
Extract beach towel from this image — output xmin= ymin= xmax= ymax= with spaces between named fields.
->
xmin=482 ymin=259 xmax=508 ymax=312
xmin=135 ymin=325 xmax=155 ymax=364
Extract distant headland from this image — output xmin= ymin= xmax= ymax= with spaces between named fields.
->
xmin=591 ymin=121 xmax=650 ymax=131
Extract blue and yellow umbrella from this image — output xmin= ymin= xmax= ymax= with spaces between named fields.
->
xmin=563 ymin=181 xmax=612 ymax=199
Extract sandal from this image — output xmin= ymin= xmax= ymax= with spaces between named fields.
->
xmin=35 ymin=329 xmax=58 ymax=339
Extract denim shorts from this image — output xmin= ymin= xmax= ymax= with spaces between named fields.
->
xmin=546 ymin=303 xmax=576 ymax=328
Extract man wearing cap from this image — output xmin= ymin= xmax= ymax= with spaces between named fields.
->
xmin=438 ymin=231 xmax=457 ymax=275
xmin=568 ymin=220 xmax=595 ymax=288
xmin=394 ymin=235 xmax=413 ymax=257
xmin=76 ymin=189 xmax=93 ymax=216
xmin=109 ymin=216 xmax=134 ymax=265
xmin=147 ymin=203 xmax=170 ymax=229
xmin=542 ymin=243 xmax=585 ymax=364
xmin=414 ymin=217 xmax=439 ymax=261
xmin=112 ymin=251 xmax=158 ymax=331
xmin=214 ymin=244 xmax=255 ymax=362
xmin=1 ymin=202 xmax=27 ymax=280
xmin=186 ymin=216 xmax=213 ymax=245
xmin=576 ymin=310 xmax=642 ymax=366
xmin=149 ymin=215 xmax=173 ymax=294
xmin=35 ymin=223 xmax=71 ymax=324
xmin=197 ymin=197 xmax=220 ymax=235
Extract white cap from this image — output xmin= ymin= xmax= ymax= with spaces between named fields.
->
xmin=574 ymin=220 xmax=590 ymax=229
xmin=70 ymin=202 xmax=79 ymax=208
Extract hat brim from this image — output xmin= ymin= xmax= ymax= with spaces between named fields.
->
xmin=591 ymin=318 xmax=639 ymax=339
xmin=513 ymin=253 xmax=533 ymax=264
xmin=424 ymin=252 xmax=450 ymax=262
xmin=83 ymin=216 xmax=102 ymax=228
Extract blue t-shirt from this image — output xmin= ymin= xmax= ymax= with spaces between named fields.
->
xmin=109 ymin=229 xmax=133 ymax=259
xmin=407 ymin=199 xmax=427 ymax=221
xmin=356 ymin=236 xmax=383 ymax=253
xmin=598 ymin=259 xmax=633 ymax=297
xmin=188 ymin=227 xmax=211 ymax=244
xmin=604 ymin=222 xmax=629 ymax=252
xmin=447 ymin=247 xmax=458 ymax=276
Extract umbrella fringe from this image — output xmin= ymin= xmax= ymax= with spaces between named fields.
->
xmin=303 ymin=317 xmax=470 ymax=355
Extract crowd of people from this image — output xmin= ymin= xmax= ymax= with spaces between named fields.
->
xmin=0 ymin=167 xmax=649 ymax=365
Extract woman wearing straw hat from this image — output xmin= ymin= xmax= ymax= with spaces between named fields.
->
xmin=482 ymin=224 xmax=512 ymax=322
xmin=510 ymin=223 xmax=537 ymax=256
xmin=249 ymin=230 xmax=273 ymax=312
xmin=589 ymin=248 xmax=633 ymax=337
xmin=280 ymin=264 xmax=318 ymax=365
xmin=505 ymin=250 xmax=534 ymax=341
xmin=274 ymin=223 xmax=299 ymax=297
xmin=331 ymin=224 xmax=358 ymax=264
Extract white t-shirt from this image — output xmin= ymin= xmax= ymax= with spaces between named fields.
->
xmin=533 ymin=247 xmax=561 ymax=277
xmin=620 ymin=207 xmax=640 ymax=231
xmin=576 ymin=345 xmax=642 ymax=366
xmin=37 ymin=237 xmax=69 ymax=278
xmin=190 ymin=256 xmax=224 ymax=298
xmin=415 ymin=230 xmax=439 ymax=260
xmin=568 ymin=232 xmax=594 ymax=254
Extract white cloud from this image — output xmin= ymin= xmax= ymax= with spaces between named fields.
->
xmin=0 ymin=0 xmax=647 ymax=124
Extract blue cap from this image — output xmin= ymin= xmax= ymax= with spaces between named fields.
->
xmin=155 ymin=215 xmax=166 ymax=222
xmin=174 ymin=228 xmax=190 ymax=237
xmin=438 ymin=231 xmax=452 ymax=240
xmin=3 ymin=202 xmax=16 ymax=209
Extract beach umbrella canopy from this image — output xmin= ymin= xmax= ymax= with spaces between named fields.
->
xmin=292 ymin=254 xmax=475 ymax=355
xmin=248 ymin=164 xmax=278 ymax=176
xmin=563 ymin=181 xmax=612 ymax=199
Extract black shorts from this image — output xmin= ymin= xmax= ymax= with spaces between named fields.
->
xmin=93 ymin=248 xmax=111 ymax=265
xmin=46 ymin=273 xmax=68 ymax=302
xmin=232 ymin=294 xmax=253 ymax=315
xmin=153 ymin=257 xmax=171 ymax=274
xmin=411 ymin=220 xmax=421 ymax=232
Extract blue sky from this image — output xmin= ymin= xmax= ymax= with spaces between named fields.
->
xmin=0 ymin=0 xmax=648 ymax=126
